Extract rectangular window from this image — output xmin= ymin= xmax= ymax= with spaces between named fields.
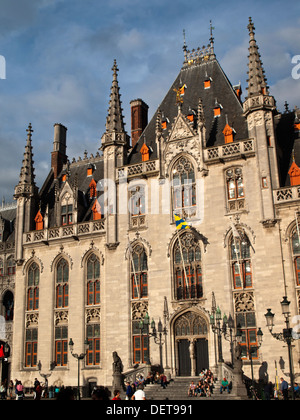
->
xmin=133 ymin=335 xmax=149 ymax=364
xmin=55 ymin=326 xmax=68 ymax=366
xmin=25 ymin=328 xmax=38 ymax=367
xmin=87 ymin=324 xmax=100 ymax=365
xmin=61 ymin=205 xmax=73 ymax=226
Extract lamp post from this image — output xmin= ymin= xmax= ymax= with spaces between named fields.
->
xmin=264 ymin=296 xmax=297 ymax=400
xmin=68 ymin=338 xmax=90 ymax=400
xmin=222 ymin=314 xmax=235 ymax=367
xmin=139 ymin=312 xmax=168 ymax=369
xmin=236 ymin=324 xmax=263 ymax=390
xmin=209 ymin=307 xmax=224 ymax=363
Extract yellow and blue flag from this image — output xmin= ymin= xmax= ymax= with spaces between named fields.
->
xmin=174 ymin=214 xmax=190 ymax=230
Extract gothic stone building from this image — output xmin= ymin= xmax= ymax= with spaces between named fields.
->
xmin=3 ymin=18 xmax=300 ymax=390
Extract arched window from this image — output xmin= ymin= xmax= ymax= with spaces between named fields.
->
xmin=27 ymin=262 xmax=39 ymax=311
xmin=230 ymin=232 xmax=252 ymax=289
xmin=56 ymin=259 xmax=69 ymax=308
xmin=292 ymin=230 xmax=300 ymax=285
xmin=87 ymin=254 xmax=100 ymax=305
xmin=173 ymin=232 xmax=203 ymax=300
xmin=131 ymin=245 xmax=148 ymax=299
xmin=171 ymin=157 xmax=196 ymax=219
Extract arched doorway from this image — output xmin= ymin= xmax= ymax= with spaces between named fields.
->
xmin=174 ymin=311 xmax=209 ymax=376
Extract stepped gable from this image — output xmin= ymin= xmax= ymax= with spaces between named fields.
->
xmin=128 ymin=49 xmax=248 ymax=165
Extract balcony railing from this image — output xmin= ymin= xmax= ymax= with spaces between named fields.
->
xmin=273 ymin=185 xmax=300 ymax=205
xmin=204 ymin=139 xmax=255 ymax=163
xmin=24 ymin=219 xmax=106 ymax=244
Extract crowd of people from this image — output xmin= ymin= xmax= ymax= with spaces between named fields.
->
xmin=1 ymin=371 xmax=299 ymax=400
xmin=187 ymin=369 xmax=215 ymax=397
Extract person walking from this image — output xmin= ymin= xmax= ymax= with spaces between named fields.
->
xmin=132 ymin=384 xmax=146 ymax=400
xmin=280 ymin=377 xmax=289 ymax=400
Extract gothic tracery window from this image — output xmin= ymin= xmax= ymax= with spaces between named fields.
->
xmin=230 ymin=232 xmax=252 ymax=289
xmin=27 ymin=262 xmax=39 ymax=311
xmin=292 ymin=229 xmax=300 ymax=285
xmin=173 ymin=232 xmax=203 ymax=300
xmin=131 ymin=244 xmax=148 ymax=299
xmin=172 ymin=157 xmax=196 ymax=219
xmin=56 ymin=258 xmax=69 ymax=308
xmin=87 ymin=254 xmax=100 ymax=305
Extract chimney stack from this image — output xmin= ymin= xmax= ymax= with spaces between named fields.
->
xmin=51 ymin=123 xmax=68 ymax=179
xmin=130 ymin=99 xmax=148 ymax=148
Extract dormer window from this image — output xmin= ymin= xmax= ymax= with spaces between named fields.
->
xmin=289 ymin=161 xmax=300 ymax=186
xmin=92 ymin=200 xmax=102 ymax=221
xmin=162 ymin=116 xmax=169 ymax=130
xmin=294 ymin=123 xmax=300 ymax=132
xmin=61 ymin=205 xmax=73 ymax=225
xmin=87 ymin=164 xmax=94 ymax=177
xmin=89 ymin=179 xmax=97 ymax=199
xmin=204 ymin=77 xmax=212 ymax=89
xmin=140 ymin=143 xmax=150 ymax=162
xmin=187 ymin=108 xmax=196 ymax=123
xmin=34 ymin=210 xmax=44 ymax=231
xmin=214 ymin=100 xmax=223 ymax=118
xmin=223 ymin=123 xmax=236 ymax=144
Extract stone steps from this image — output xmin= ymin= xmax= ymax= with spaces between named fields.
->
xmin=121 ymin=377 xmax=244 ymax=401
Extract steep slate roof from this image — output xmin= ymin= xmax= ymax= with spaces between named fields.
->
xmin=128 ymin=56 xmax=249 ymax=165
xmin=0 ymin=205 xmax=16 ymax=244
xmin=38 ymin=156 xmax=104 ymax=228
xmin=275 ymin=107 xmax=300 ymax=187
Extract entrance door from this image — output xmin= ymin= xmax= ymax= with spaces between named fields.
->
xmin=195 ymin=338 xmax=209 ymax=374
xmin=174 ymin=311 xmax=209 ymax=377
xmin=177 ymin=339 xmax=191 ymax=376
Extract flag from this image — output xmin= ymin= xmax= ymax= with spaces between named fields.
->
xmin=174 ymin=214 xmax=190 ymax=230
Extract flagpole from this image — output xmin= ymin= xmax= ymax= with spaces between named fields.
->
xmin=177 ymin=229 xmax=190 ymax=299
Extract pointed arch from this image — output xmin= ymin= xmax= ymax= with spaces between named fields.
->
xmin=170 ymin=230 xmax=204 ymax=301
xmin=169 ymin=155 xmax=197 ymax=220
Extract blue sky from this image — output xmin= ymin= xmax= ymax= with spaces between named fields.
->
xmin=0 ymin=0 xmax=299 ymax=201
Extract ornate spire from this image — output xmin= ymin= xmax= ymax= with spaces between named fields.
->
xmin=14 ymin=123 xmax=37 ymax=198
xmin=246 ymin=17 xmax=269 ymax=98
xmin=105 ymin=59 xmax=126 ymax=133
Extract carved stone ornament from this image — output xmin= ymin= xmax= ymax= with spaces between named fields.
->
xmin=132 ymin=301 xmax=148 ymax=321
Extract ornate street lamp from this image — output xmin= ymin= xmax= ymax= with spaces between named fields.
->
xmin=222 ymin=314 xmax=235 ymax=366
xmin=264 ymin=296 xmax=297 ymax=400
xmin=68 ymin=338 xmax=90 ymax=400
xmin=210 ymin=307 xmax=224 ymax=363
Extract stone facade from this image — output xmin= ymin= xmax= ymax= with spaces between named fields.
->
xmin=1 ymin=19 xmax=300 ymax=392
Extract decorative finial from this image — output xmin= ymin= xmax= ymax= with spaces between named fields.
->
xmin=26 ymin=123 xmax=34 ymax=139
xmin=209 ymin=20 xmax=215 ymax=57
xmin=112 ymin=59 xmax=119 ymax=81
xmin=183 ymin=29 xmax=188 ymax=63
xmin=247 ymin=17 xmax=255 ymax=38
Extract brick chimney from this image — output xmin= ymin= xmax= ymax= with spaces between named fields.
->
xmin=130 ymin=99 xmax=148 ymax=148
xmin=51 ymin=123 xmax=68 ymax=179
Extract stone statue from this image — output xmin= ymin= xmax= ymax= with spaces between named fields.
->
xmin=112 ymin=351 xmax=123 ymax=374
